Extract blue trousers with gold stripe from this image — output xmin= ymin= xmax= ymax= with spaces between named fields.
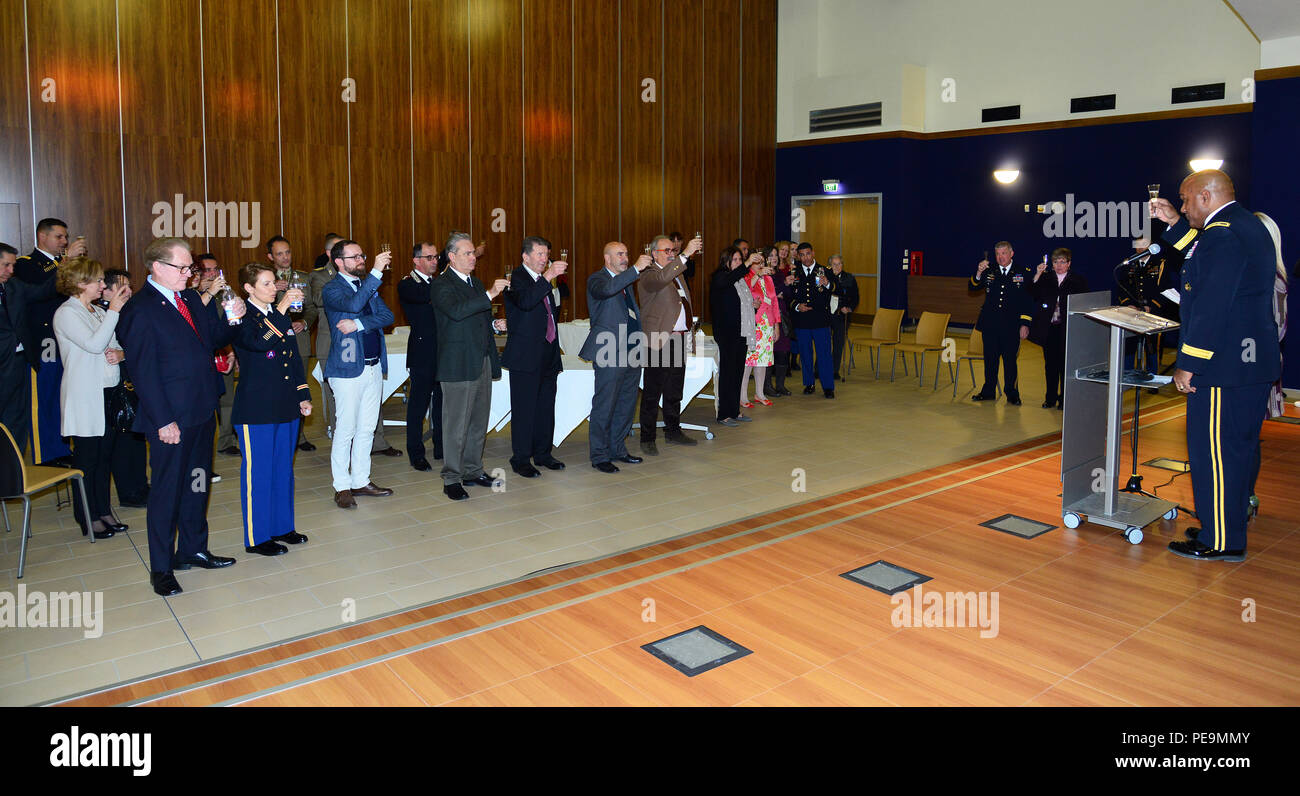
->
xmin=31 ymin=359 xmax=72 ymax=464
xmin=237 ymin=419 xmax=299 ymax=546
xmin=1185 ymin=383 xmax=1269 ymax=552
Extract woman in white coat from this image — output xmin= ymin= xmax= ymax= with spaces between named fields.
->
xmin=53 ymin=257 xmax=131 ymax=539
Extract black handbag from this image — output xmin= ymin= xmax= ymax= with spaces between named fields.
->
xmin=107 ymin=380 xmax=138 ymax=432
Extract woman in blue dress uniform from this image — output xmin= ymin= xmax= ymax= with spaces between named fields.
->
xmin=233 ymin=262 xmax=312 ymax=555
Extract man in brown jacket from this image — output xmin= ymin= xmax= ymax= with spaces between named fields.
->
xmin=635 ymin=233 xmax=703 ymax=456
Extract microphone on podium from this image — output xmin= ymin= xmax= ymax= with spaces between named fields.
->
xmin=1120 ymin=242 xmax=1161 ymax=266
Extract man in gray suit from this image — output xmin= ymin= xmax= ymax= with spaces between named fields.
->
xmin=581 ymin=242 xmax=651 ymax=472
xmin=430 ymin=232 xmax=510 ymax=501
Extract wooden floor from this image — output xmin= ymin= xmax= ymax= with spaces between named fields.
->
xmin=52 ymin=398 xmax=1300 ymax=707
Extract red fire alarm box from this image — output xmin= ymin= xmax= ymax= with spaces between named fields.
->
xmin=909 ymin=250 xmax=923 ymax=275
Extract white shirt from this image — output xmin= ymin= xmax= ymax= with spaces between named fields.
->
xmin=1202 ymin=200 xmax=1235 ymax=227
xmin=147 ymin=276 xmax=179 ymax=309
xmin=37 ymin=247 xmax=60 ymax=262
xmin=340 ymin=268 xmax=385 ymax=330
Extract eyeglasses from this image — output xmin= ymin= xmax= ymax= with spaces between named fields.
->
xmin=339 ymin=253 xmax=367 ymax=263
xmin=416 ymin=254 xmax=438 ymax=260
xmin=157 ymin=261 xmax=195 ymax=275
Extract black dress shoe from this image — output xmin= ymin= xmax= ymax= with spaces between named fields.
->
xmin=245 ymin=540 xmax=288 ymax=556
xmin=614 ymin=454 xmax=643 ymax=464
xmin=84 ymin=526 xmax=116 ymax=540
xmin=824 ymin=390 xmax=835 ymax=399
xmin=1007 ymin=397 xmax=1022 ymax=406
xmin=373 ymin=446 xmax=403 ymax=457
xmin=537 ymin=459 xmax=565 ymax=470
xmin=1168 ymin=539 xmax=1245 ymax=562
xmin=803 ymin=386 xmax=815 ymax=394
xmin=151 ymin=571 xmax=182 ymax=596
xmin=593 ymin=461 xmax=620 ymax=473
xmin=99 ymin=516 xmax=127 ymax=532
xmin=272 ymin=530 xmax=309 ymax=544
xmin=463 ymin=473 xmax=499 ymax=488
xmin=298 ymin=440 xmax=317 ymax=452
xmin=443 ymin=483 xmax=469 ymax=501
xmin=433 ymin=449 xmax=444 ymax=460
xmin=640 ymin=440 xmax=659 ymax=456
xmin=173 ymin=550 xmax=236 ymax=570
xmin=512 ymin=463 xmax=541 ymax=478
xmin=410 ymin=458 xmax=433 ymax=472
xmin=972 ymin=393 xmax=994 ymax=402
xmin=219 ymin=445 xmax=242 ymax=456
xmin=664 ymin=432 xmax=696 ymax=445
xmin=1042 ymin=400 xmax=1055 ymax=408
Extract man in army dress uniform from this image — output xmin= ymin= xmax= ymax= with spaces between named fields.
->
xmin=1152 ymin=170 xmax=1280 ymax=562
xmin=970 ymin=241 xmax=1034 ymax=405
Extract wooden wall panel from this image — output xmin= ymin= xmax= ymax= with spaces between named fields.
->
xmin=412 ymin=0 xmax=470 ymax=261
xmin=201 ymin=0 xmax=281 ymax=277
xmin=619 ymin=0 xmax=663 ymax=263
xmin=278 ymin=0 xmax=349 ymax=271
xmin=0 ymin=0 xmax=32 ymax=250
xmin=469 ymin=0 xmax=523 ymax=288
xmin=701 ymin=0 xmax=742 ymax=314
xmin=27 ymin=0 xmax=127 ymax=271
xmin=571 ymin=0 xmax=620 ymax=320
xmin=348 ymin=0 xmax=413 ymax=317
xmin=741 ymin=0 xmax=776 ymax=245
xmin=522 ymin=0 xmax=573 ymax=317
xmin=662 ymin=0 xmax=704 ymax=299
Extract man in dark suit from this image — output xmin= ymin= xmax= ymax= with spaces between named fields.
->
xmin=970 ymin=241 xmax=1034 ymax=405
xmin=431 ymin=232 xmax=510 ymax=500
xmin=0 ymin=242 xmax=57 ymax=458
xmin=1154 ymin=170 xmax=1280 ymax=562
xmin=790 ymin=242 xmax=838 ymax=397
xmin=14 ymin=217 xmax=82 ymax=464
xmin=115 ymin=237 xmax=245 ymax=597
xmin=828 ymin=254 xmax=859 ymax=381
xmin=322 ymin=239 xmax=397 ymax=509
xmin=398 ymin=241 xmax=443 ymax=471
xmin=1029 ymin=247 xmax=1088 ymax=408
xmin=1118 ymin=235 xmax=1180 ymax=371
xmin=581 ymin=242 xmax=651 ymax=472
xmin=501 ymin=236 xmax=567 ymax=478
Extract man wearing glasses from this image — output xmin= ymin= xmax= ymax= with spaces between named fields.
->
xmin=636 ymin=233 xmax=703 ymax=455
xmin=116 ymin=237 xmax=246 ymax=596
xmin=322 ymin=239 xmax=396 ymax=509
xmin=398 ymin=241 xmax=444 ymax=471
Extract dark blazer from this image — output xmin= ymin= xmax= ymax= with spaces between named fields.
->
xmin=1028 ymin=269 xmax=1089 ymax=346
xmin=500 ymin=265 xmax=563 ymax=375
xmin=832 ymin=270 xmax=859 ymax=313
xmin=1 ymin=274 xmax=57 ymax=369
xmin=13 ymin=249 xmax=61 ymax=352
xmin=580 ymin=266 xmax=642 ymax=362
xmin=397 ymin=270 xmax=438 ymax=372
xmin=789 ymin=262 xmax=835 ymax=329
xmin=322 ymin=272 xmax=393 ymax=378
xmin=231 ymin=302 xmax=310 ymax=425
xmin=116 ymin=281 xmax=237 ymax=433
xmin=708 ymin=264 xmax=753 ymax=339
xmin=1117 ymin=249 xmax=1180 ymax=320
xmin=1162 ymin=202 xmax=1281 ymax=386
xmin=430 ymin=268 xmax=501 ymax=383
xmin=971 ymin=263 xmax=1035 ymax=332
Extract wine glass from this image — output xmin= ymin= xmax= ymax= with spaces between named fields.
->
xmin=559 ymin=248 xmax=568 ymax=261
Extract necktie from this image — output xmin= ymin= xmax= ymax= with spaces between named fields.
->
xmin=174 ymin=292 xmax=200 ymax=337
xmin=543 ymin=293 xmax=556 ymax=343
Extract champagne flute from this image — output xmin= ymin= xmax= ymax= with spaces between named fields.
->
xmin=1146 ymin=184 xmax=1160 ymax=218
xmin=559 ymin=248 xmax=568 ymax=262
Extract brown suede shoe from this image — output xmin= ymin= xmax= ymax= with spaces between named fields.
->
xmin=352 ymin=482 xmax=394 ymax=497
xmin=334 ymin=489 xmax=356 ymax=508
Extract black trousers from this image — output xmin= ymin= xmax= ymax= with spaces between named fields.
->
xmin=640 ymin=333 xmax=687 ymax=441
xmin=405 ymin=365 xmax=443 ymax=461
xmin=766 ymin=350 xmax=789 ymax=393
xmin=508 ymin=367 xmax=559 ymax=467
xmin=716 ymin=335 xmax=748 ymax=421
xmin=831 ymin=312 xmax=849 ymax=377
xmin=71 ymin=389 xmax=118 ymax=530
xmin=981 ymin=324 xmax=1022 ymax=399
xmin=589 ymin=363 xmax=640 ymax=463
xmin=1043 ymin=322 xmax=1066 ymax=403
xmin=111 ymin=429 xmax=148 ymax=501
xmin=0 ymin=358 xmax=32 ymax=459
xmin=145 ymin=415 xmax=216 ymax=574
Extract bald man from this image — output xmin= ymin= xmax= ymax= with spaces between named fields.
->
xmin=580 ymin=243 xmax=652 ymax=471
xmin=1151 ymin=170 xmax=1280 ymax=562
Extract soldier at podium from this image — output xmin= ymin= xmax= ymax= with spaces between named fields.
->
xmin=1151 ymin=169 xmax=1279 ymax=562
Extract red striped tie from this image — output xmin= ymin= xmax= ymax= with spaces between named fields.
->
xmin=174 ymin=292 xmax=200 ymax=337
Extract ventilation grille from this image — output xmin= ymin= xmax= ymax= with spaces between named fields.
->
xmin=1071 ymin=94 xmax=1116 ymax=113
xmin=981 ymin=104 xmax=1021 ymax=123
xmin=1171 ymin=83 xmax=1225 ymax=104
xmin=809 ymin=102 xmax=882 ymax=133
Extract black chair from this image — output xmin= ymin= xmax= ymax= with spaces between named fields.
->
xmin=0 ymin=423 xmax=95 ymax=579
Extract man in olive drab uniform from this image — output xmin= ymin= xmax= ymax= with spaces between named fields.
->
xmin=970 ymin=241 xmax=1034 ymax=405
xmin=265 ymin=235 xmax=316 ymax=451
xmin=1152 ymin=170 xmax=1279 ymax=562
xmin=1117 ymin=235 xmax=1180 ymax=371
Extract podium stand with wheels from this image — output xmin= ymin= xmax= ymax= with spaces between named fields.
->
xmin=1059 ymin=291 xmax=1180 ymax=544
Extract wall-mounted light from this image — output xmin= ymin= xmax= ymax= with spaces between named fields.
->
xmin=821 ymin=179 xmax=841 ymax=194
xmin=993 ymin=169 xmax=1019 ymax=184
xmin=1188 ymin=158 xmax=1223 ymax=172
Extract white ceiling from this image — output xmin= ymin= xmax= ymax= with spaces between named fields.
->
xmin=1226 ymin=0 xmax=1300 ymax=41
